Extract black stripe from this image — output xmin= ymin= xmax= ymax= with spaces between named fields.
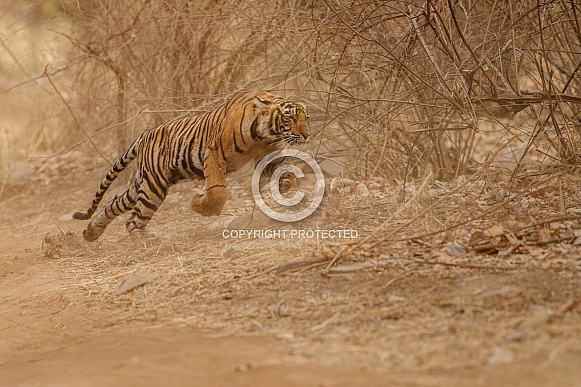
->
xmin=232 ymin=111 xmax=245 ymax=153
xmin=172 ymin=117 xmax=190 ymax=134
xmin=190 ymin=165 xmax=203 ymax=177
xmin=250 ymin=117 xmax=260 ymax=139
xmin=184 ymin=117 xmax=201 ymax=172
xmin=197 ymin=120 xmax=208 ymax=167
xmin=232 ymin=133 xmax=243 ymax=153
xmin=104 ymin=206 xmax=113 ymax=219
xmin=138 ymin=189 xmax=151 ymax=201
xmin=207 ymin=184 xmax=227 ymax=190
xmin=111 ymin=200 xmax=123 ymax=216
xmin=216 ymin=104 xmax=228 ymax=124
xmin=143 ymin=134 xmax=169 ymax=193
xmin=271 ymin=110 xmax=280 ymax=133
xmin=121 ymin=194 xmax=134 ymax=208
xmin=150 ymin=174 xmax=166 ymax=199
xmin=237 ymin=107 xmax=248 ymax=145
xmin=144 ymin=175 xmax=163 ymax=200
xmin=113 ymin=163 xmax=123 ymax=173
xmin=134 ymin=208 xmax=152 ymax=221
xmin=137 ymin=197 xmax=158 ymax=211
xmin=181 ymin=158 xmax=190 ymax=174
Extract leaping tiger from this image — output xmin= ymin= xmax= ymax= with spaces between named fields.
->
xmin=73 ymin=91 xmax=310 ymax=246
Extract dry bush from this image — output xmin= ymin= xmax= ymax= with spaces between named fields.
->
xmin=3 ymin=0 xmax=581 ymax=185
xmin=0 ymin=0 xmax=77 ymax=191
xmin=54 ymin=0 xmax=581 ymax=180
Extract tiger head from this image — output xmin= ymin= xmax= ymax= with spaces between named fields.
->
xmin=254 ymin=94 xmax=310 ymax=146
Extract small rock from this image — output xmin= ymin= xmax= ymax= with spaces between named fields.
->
xmin=356 ymin=182 xmax=370 ymax=197
xmin=115 ymin=273 xmax=159 ymax=295
xmin=446 ymin=242 xmax=467 ymax=257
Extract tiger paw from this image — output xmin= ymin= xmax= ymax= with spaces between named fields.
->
xmin=278 ymin=171 xmax=298 ymax=194
xmin=83 ymin=225 xmax=106 ymax=242
xmin=191 ymin=192 xmax=226 ymax=217
xmin=129 ymin=229 xmax=160 ymax=248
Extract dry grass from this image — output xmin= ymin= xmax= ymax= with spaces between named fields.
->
xmin=36 ymin=164 xmax=581 ymax=369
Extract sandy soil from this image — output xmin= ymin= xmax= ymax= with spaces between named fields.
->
xmin=1 ymin=158 xmax=580 ymax=387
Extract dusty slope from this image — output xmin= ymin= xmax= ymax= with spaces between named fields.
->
xmin=1 ymin=159 xmax=580 ymax=386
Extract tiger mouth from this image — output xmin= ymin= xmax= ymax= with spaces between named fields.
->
xmin=285 ymin=135 xmax=308 ymax=145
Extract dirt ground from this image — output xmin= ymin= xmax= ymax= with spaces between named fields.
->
xmin=1 ymin=156 xmax=580 ymax=386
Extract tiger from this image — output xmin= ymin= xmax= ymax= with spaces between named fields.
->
xmin=73 ymin=91 xmax=310 ymax=246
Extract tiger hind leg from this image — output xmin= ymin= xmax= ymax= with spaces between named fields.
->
xmin=126 ymin=180 xmax=168 ymax=247
xmin=83 ymin=182 xmax=138 ymax=242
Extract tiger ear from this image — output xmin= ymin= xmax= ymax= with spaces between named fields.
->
xmin=253 ymin=96 xmax=271 ymax=110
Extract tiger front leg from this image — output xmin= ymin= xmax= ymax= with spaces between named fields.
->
xmin=256 ymin=153 xmax=298 ymax=194
xmin=192 ymin=148 xmax=227 ymax=216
